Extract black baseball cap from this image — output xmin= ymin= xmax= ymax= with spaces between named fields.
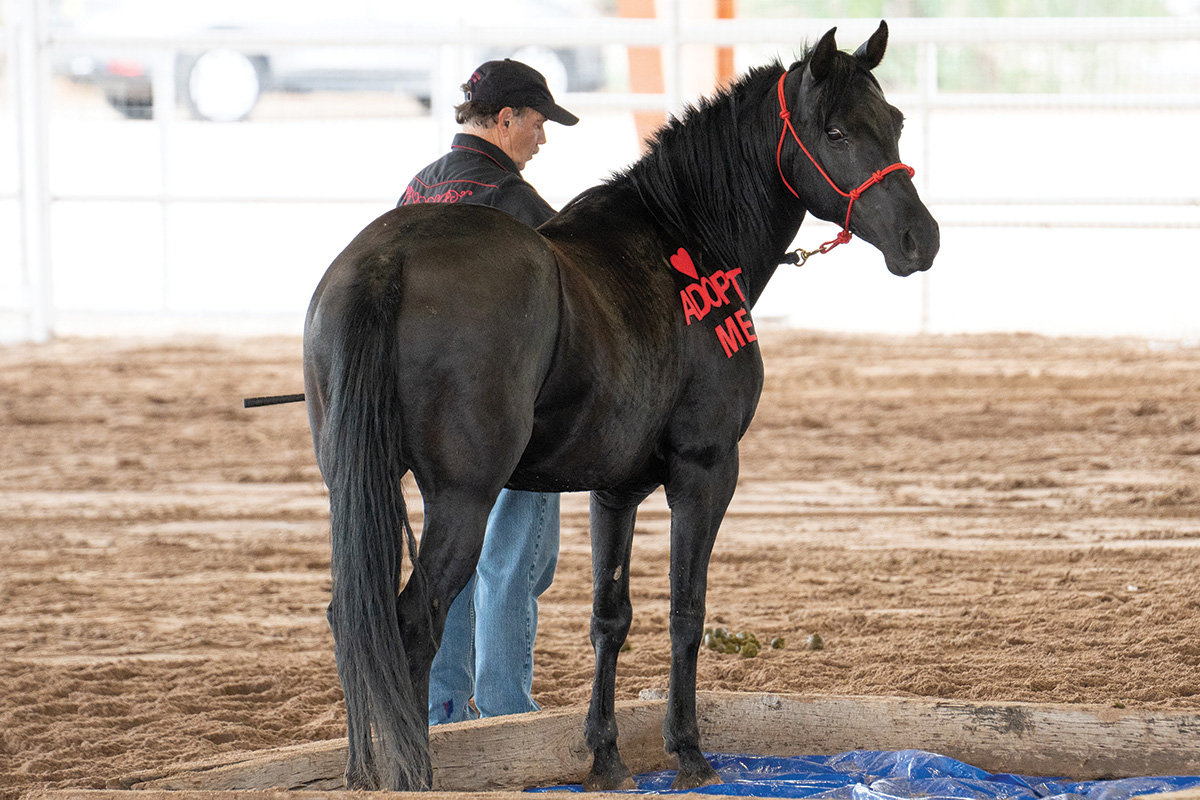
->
xmin=463 ymin=59 xmax=579 ymax=126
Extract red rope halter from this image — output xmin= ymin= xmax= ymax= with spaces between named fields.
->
xmin=775 ymin=71 xmax=914 ymax=259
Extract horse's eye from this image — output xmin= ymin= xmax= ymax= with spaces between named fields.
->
xmin=826 ymin=127 xmax=845 ymax=142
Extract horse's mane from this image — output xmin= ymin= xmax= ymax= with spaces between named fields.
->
xmin=601 ymin=42 xmax=865 ymax=275
xmin=614 ymin=61 xmax=783 ymax=263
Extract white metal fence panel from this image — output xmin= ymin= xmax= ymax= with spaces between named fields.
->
xmin=2 ymin=5 xmax=1199 ymax=341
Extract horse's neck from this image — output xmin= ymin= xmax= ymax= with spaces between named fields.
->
xmin=626 ymin=115 xmax=805 ymax=304
xmin=634 ymin=176 xmax=801 ymax=308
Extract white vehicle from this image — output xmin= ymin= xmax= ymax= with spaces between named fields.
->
xmin=53 ymin=0 xmax=608 ymax=121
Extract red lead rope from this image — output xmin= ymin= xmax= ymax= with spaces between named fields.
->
xmin=776 ymin=71 xmax=914 ymax=259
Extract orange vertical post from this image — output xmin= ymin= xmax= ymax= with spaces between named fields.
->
xmin=716 ymin=0 xmax=736 ymax=88
xmin=617 ymin=0 xmax=667 ymax=152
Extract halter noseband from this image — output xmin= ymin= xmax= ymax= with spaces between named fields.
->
xmin=775 ymin=70 xmax=914 ymax=260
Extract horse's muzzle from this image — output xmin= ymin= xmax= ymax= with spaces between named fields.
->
xmin=885 ymin=214 xmax=940 ymax=277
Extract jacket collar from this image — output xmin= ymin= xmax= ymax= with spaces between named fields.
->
xmin=450 ymin=132 xmax=520 ymax=175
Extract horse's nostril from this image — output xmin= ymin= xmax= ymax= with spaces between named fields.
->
xmin=902 ymin=229 xmax=918 ymax=259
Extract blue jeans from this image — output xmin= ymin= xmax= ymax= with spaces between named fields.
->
xmin=428 ymin=488 xmax=560 ymax=724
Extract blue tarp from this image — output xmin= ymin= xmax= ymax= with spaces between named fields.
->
xmin=532 ymin=751 xmax=1200 ymax=800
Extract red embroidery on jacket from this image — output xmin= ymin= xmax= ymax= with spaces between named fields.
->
xmin=403 ymin=185 xmax=475 ymax=204
xmin=402 ymin=174 xmax=501 ymax=206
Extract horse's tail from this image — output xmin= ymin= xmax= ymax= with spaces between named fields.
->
xmin=320 ymin=272 xmax=430 ymax=790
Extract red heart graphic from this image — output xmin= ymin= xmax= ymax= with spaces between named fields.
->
xmin=669 ymin=247 xmax=698 ymax=280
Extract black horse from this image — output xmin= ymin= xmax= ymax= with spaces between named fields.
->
xmin=302 ymin=21 xmax=938 ymax=793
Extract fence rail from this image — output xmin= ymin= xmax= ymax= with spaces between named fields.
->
xmin=39 ymin=15 xmax=1200 ymax=46
xmin=5 ymin=4 xmax=1200 ymax=340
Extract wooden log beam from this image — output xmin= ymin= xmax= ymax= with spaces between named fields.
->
xmin=114 ymin=698 xmax=670 ymax=792
xmin=27 ymin=790 xmax=1200 ymax=800
xmin=30 ymin=792 xmax=652 ymax=800
xmin=680 ymin=691 xmax=1200 ymax=780
xmin=61 ymin=692 xmax=1200 ymax=796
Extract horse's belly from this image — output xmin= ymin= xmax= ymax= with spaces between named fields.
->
xmin=510 ymin=410 xmax=665 ymax=493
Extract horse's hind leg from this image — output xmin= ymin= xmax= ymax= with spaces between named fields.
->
xmin=582 ymin=488 xmax=645 ymax=791
xmin=398 ymin=485 xmax=497 ymax=720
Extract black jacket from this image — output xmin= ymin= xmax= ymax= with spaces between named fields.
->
xmin=398 ymin=133 xmax=556 ymax=228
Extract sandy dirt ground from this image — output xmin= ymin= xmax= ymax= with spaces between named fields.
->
xmin=2 ymin=330 xmax=1200 ymax=799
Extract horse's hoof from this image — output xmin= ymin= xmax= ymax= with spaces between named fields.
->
xmin=582 ymin=766 xmax=637 ymax=792
xmin=671 ymin=761 xmax=722 ymax=791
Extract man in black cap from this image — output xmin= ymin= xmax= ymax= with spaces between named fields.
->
xmin=398 ymin=59 xmax=577 ymax=726
xmin=399 ymin=58 xmax=578 ymax=227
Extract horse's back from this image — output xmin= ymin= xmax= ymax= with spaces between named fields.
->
xmin=309 ymin=203 xmax=556 ymax=321
xmin=304 ymin=204 xmax=563 ymax=484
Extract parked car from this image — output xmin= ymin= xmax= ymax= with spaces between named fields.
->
xmin=52 ymin=0 xmax=608 ymax=121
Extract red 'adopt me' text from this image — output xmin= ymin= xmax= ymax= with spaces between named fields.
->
xmin=673 ymin=251 xmax=757 ymax=359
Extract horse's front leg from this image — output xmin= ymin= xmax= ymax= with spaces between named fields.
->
xmin=582 ymin=488 xmax=647 ymax=791
xmin=662 ymin=448 xmax=740 ymax=790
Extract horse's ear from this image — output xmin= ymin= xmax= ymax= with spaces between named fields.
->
xmin=807 ymin=27 xmax=838 ymax=82
xmin=854 ymin=20 xmax=888 ymax=70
